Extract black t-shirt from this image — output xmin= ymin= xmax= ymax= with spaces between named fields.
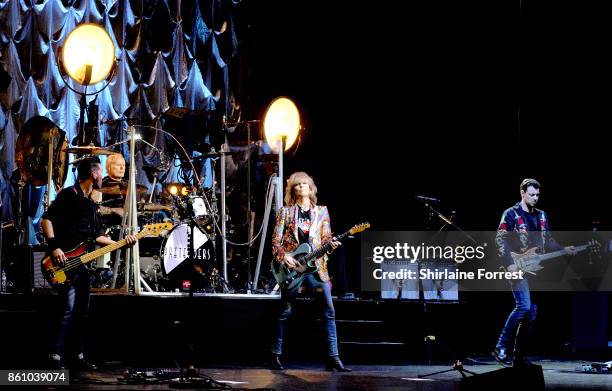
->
xmin=42 ymin=184 xmax=104 ymax=251
xmin=296 ymin=207 xmax=312 ymax=245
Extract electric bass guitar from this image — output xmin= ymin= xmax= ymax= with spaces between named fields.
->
xmin=510 ymin=240 xmax=600 ymax=274
xmin=41 ymin=222 xmax=174 ymax=288
xmin=272 ymin=222 xmax=370 ymax=290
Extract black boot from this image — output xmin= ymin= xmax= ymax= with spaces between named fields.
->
xmin=47 ymin=354 xmax=66 ymax=370
xmin=76 ymin=358 xmax=97 ymax=371
xmin=270 ymin=354 xmax=284 ymax=370
xmin=492 ymin=347 xmax=512 ymax=366
xmin=325 ymin=356 xmax=352 ymax=372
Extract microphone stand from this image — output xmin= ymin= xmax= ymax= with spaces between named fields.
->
xmin=416 ymin=197 xmax=473 ymax=376
xmin=420 ymin=201 xmax=477 ymax=245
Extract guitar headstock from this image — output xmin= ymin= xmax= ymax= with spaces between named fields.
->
xmin=141 ymin=222 xmax=174 ymax=238
xmin=349 ymin=222 xmax=370 ymax=235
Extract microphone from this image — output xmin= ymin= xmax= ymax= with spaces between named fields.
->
xmin=415 ymin=195 xmax=440 ymax=203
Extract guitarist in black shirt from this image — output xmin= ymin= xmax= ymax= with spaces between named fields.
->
xmin=41 ymin=157 xmax=135 ymax=371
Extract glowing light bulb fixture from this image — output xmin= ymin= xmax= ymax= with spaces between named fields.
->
xmin=263 ymin=97 xmax=301 ymax=152
xmin=62 ymin=23 xmax=115 ymax=85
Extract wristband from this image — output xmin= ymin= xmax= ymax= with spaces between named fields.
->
xmin=47 ymin=237 xmax=60 ymax=251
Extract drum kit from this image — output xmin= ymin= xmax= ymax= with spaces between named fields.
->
xmin=13 ymin=116 xmax=224 ymax=293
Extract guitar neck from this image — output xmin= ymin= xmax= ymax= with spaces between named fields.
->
xmin=304 ymin=230 xmax=351 ymax=262
xmin=79 ymin=230 xmax=147 ymax=264
xmin=538 ymin=244 xmax=588 ymax=262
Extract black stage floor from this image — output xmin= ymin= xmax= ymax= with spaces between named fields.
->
xmin=16 ymin=361 xmax=612 ymax=390
xmin=1 ymin=292 xmax=610 ymax=389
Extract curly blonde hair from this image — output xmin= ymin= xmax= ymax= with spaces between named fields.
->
xmin=284 ymin=171 xmax=318 ymax=206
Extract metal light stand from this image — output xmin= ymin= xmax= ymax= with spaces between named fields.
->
xmin=252 ymin=138 xmax=284 ymax=292
xmin=127 ymin=126 xmax=142 ymax=294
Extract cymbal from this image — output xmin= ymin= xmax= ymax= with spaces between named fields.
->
xmin=98 ymin=183 xmax=148 ymax=195
xmin=63 ymin=145 xmax=116 ymax=155
xmin=15 ymin=116 xmax=69 ymax=189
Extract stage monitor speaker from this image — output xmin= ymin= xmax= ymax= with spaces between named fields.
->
xmin=31 ymin=247 xmax=50 ymax=290
xmin=6 ymin=245 xmax=50 ymax=292
xmin=460 ymin=365 xmax=544 ymax=391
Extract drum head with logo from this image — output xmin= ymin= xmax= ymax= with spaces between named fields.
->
xmin=160 ymin=223 xmax=214 ymax=279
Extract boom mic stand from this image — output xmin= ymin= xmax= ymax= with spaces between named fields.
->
xmin=415 ymin=197 xmax=471 ymax=378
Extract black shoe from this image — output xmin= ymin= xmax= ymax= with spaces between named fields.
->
xmin=76 ymin=358 xmax=97 ymax=371
xmin=325 ymin=356 xmax=352 ymax=372
xmin=492 ymin=347 xmax=512 ymax=365
xmin=48 ymin=357 xmax=66 ymax=370
xmin=270 ymin=354 xmax=284 ymax=370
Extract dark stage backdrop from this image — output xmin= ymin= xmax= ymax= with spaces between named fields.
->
xmin=2 ymin=0 xmax=610 ymax=238
xmin=0 ymin=0 xmax=238 ymax=242
xmin=237 ymin=0 xmax=612 ymax=234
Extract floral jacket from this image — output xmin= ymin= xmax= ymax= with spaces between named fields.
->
xmin=271 ymin=205 xmax=333 ymax=282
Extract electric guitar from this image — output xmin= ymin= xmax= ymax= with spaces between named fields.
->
xmin=510 ymin=240 xmax=600 ymax=274
xmin=272 ymin=222 xmax=370 ymax=290
xmin=41 ymin=222 xmax=173 ymax=288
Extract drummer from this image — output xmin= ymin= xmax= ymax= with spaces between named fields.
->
xmin=92 ymin=153 xmax=126 ymax=225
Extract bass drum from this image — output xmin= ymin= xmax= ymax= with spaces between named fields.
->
xmin=160 ymin=223 xmax=215 ymax=286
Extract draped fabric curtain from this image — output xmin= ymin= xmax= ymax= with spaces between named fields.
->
xmin=0 ymin=0 xmax=239 ymax=243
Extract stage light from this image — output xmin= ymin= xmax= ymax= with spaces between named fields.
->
xmin=263 ymin=97 xmax=300 ymax=152
xmin=169 ymin=185 xmax=178 ymax=196
xmin=180 ymin=186 xmax=190 ymax=196
xmin=62 ymin=23 xmax=115 ymax=85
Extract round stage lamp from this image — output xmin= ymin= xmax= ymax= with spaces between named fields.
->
xmin=263 ymin=97 xmax=300 ymax=152
xmin=168 ymin=185 xmax=179 ymax=196
xmin=62 ymin=23 xmax=115 ymax=85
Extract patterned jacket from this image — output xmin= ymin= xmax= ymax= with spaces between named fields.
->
xmin=495 ymin=202 xmax=562 ymax=267
xmin=272 ymin=205 xmax=333 ymax=282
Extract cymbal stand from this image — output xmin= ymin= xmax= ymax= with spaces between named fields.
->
xmin=108 ymin=127 xmax=160 ymax=293
xmin=44 ymin=127 xmax=58 ymax=210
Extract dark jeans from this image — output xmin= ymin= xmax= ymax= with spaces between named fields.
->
xmin=496 ymin=279 xmax=537 ymax=356
xmin=51 ymin=267 xmax=91 ymax=358
xmin=271 ymin=273 xmax=339 ymax=357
